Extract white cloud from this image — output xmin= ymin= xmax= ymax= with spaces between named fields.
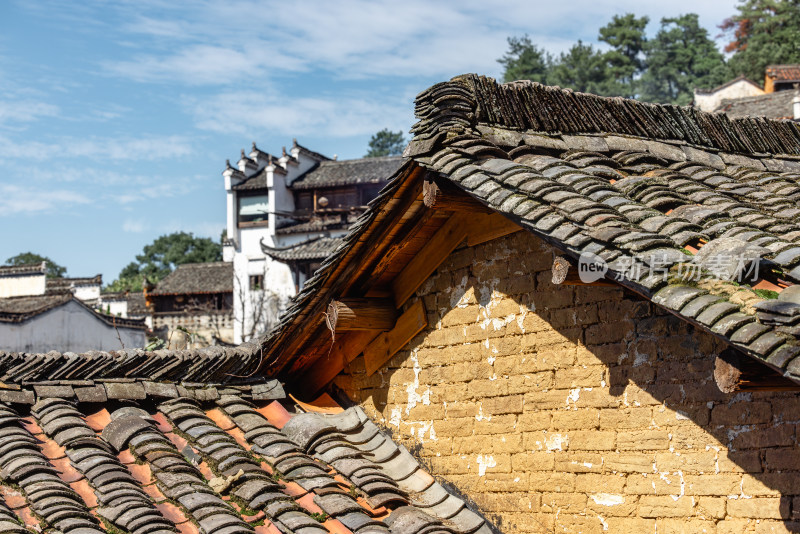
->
xmin=0 ymin=184 xmax=90 ymax=214
xmin=189 ymin=90 xmax=411 ymax=138
xmin=0 ymin=100 xmax=59 ymax=128
xmin=0 ymin=134 xmax=193 ymax=161
xmin=122 ymin=219 xmax=147 ymax=233
xmin=102 ymin=0 xmax=738 ymax=85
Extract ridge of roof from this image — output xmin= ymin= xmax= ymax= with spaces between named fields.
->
xmin=0 ymin=293 xmax=73 ymax=323
xmin=766 ymin=64 xmax=800 ymax=81
xmin=717 ymin=90 xmax=797 ymax=120
xmin=261 ymin=236 xmax=344 ymax=262
xmin=694 ymin=74 xmax=763 ymax=95
xmin=289 ymin=155 xmax=404 ymax=191
xmin=406 ymin=74 xmax=800 ymax=158
xmin=0 ymin=262 xmax=46 ymax=276
xmin=151 ymin=261 xmax=233 ymax=296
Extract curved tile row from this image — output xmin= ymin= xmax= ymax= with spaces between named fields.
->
xmin=31 ymin=399 xmax=176 ymax=534
xmin=213 ymin=395 xmax=391 ymax=534
xmin=0 ymin=343 xmax=268 ymax=387
xmin=100 ymin=407 xmax=253 ymax=534
xmin=0 ymin=403 xmax=104 ymax=534
xmin=291 ymin=408 xmax=490 ymax=534
xmin=0 ymin=500 xmax=29 ymax=534
xmin=160 ymin=397 xmax=331 ymax=534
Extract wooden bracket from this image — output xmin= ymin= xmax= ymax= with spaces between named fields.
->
xmin=325 ymin=298 xmax=397 ymax=332
xmin=364 ymin=299 xmax=428 ymax=376
xmin=714 ymin=348 xmax=800 ymax=393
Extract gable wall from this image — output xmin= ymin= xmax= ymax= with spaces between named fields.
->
xmin=333 ymin=231 xmax=800 ymax=533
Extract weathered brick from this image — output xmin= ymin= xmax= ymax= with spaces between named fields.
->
xmin=482 ymin=394 xmax=523 ymax=415
xmin=617 ymin=430 xmax=670 ymax=450
xmin=638 ymin=495 xmax=695 ymax=518
xmin=727 ymin=497 xmax=789 ymax=519
xmin=568 ymin=430 xmax=615 ymax=451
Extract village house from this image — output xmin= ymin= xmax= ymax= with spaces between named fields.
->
xmin=703 ymin=64 xmax=800 ymax=121
xmin=0 ymin=263 xmax=146 ymax=352
xmin=1 ymin=76 xmax=800 ymax=533
xmin=222 ymin=140 xmax=403 ymax=343
xmin=693 ymin=75 xmax=765 ymax=113
xmin=148 ymin=261 xmax=235 ymax=348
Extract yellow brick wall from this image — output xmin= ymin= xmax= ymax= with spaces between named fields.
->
xmin=334 ymin=231 xmax=800 ymax=533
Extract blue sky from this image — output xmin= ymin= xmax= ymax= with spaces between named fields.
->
xmin=0 ymin=0 xmax=737 ymax=283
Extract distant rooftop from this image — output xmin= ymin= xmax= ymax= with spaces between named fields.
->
xmin=151 ymin=262 xmax=233 ymax=295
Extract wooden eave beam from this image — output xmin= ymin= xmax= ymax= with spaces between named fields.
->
xmin=325 ymin=298 xmax=397 ymax=332
xmin=423 ymin=175 xmax=493 ymax=213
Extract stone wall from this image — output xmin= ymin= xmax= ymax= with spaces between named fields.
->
xmin=334 ymin=231 xmax=800 ymax=533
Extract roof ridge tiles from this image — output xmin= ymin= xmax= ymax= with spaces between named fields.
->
xmin=409 ymin=74 xmax=800 ymax=158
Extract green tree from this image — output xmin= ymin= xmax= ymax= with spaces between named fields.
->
xmin=549 ymin=41 xmax=610 ymax=95
xmin=598 ymin=13 xmax=650 ymax=97
xmin=640 ymin=14 xmax=730 ymax=105
xmin=365 ymin=129 xmax=405 ymax=157
xmin=106 ymin=232 xmax=222 ymax=292
xmin=722 ymin=0 xmax=800 ymax=83
xmin=5 ymin=252 xmax=66 ymax=278
xmin=497 ymin=35 xmax=552 ymax=83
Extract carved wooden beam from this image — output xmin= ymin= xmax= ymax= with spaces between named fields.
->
xmin=714 ymin=348 xmax=800 ymax=393
xmin=325 ymin=298 xmax=397 ymax=332
xmin=551 ymin=256 xmax=615 ymax=287
xmin=423 ymin=176 xmax=492 ymax=213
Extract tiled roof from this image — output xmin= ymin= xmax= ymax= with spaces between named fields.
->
xmin=404 ymin=74 xmax=800 ymax=380
xmin=276 ymin=215 xmax=359 ymax=236
xmin=261 ymin=237 xmax=343 ymax=262
xmin=0 ymin=263 xmax=46 ymax=277
xmin=151 ymin=262 xmax=233 ymax=296
xmin=0 ymin=293 xmax=72 ymax=323
xmin=127 ymin=292 xmax=149 ymax=315
xmin=695 ymin=75 xmax=762 ymax=95
xmin=0 ymin=381 xmax=491 ymax=533
xmin=289 ymin=157 xmax=404 ymax=191
xmin=255 ymin=74 xmax=800 ymax=389
xmin=231 ymin=169 xmax=269 ymax=191
xmin=46 ymin=275 xmax=102 ymax=292
xmin=0 ymin=294 xmax=146 ymax=330
xmin=717 ymin=90 xmax=797 ymax=119
xmin=766 ymin=64 xmax=800 ymax=82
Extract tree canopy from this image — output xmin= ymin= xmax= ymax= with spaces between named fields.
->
xmin=365 ymin=129 xmax=405 ymax=157
xmin=639 ymin=14 xmax=729 ymax=105
xmin=722 ymin=0 xmax=800 ymax=82
xmin=106 ymin=232 xmax=222 ymax=292
xmin=5 ymin=252 xmax=66 ymax=278
xmin=497 ymin=4 xmax=800 ymax=106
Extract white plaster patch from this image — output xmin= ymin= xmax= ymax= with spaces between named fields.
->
xmin=476 ymin=454 xmax=496 ymax=476
xmin=591 ymin=493 xmax=624 ymax=506
xmin=675 ymin=411 xmax=689 ymax=421
xmin=475 ymin=404 xmax=491 ymax=422
xmin=404 ymin=350 xmax=431 ymax=415
xmin=566 ymin=388 xmax=580 ymax=408
xmin=544 ymin=433 xmax=568 ymax=452
xmin=389 ymin=407 xmax=401 ymax=428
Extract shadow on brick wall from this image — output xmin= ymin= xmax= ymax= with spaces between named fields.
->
xmin=339 ymin=232 xmax=800 ymax=532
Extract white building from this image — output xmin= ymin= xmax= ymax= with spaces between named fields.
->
xmin=222 ymin=140 xmax=404 ymax=343
xmin=0 ymin=263 xmax=147 ymax=352
xmin=693 ymin=75 xmax=764 ymax=113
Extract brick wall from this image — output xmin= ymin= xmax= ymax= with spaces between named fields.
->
xmin=334 ymin=231 xmax=800 ymax=533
